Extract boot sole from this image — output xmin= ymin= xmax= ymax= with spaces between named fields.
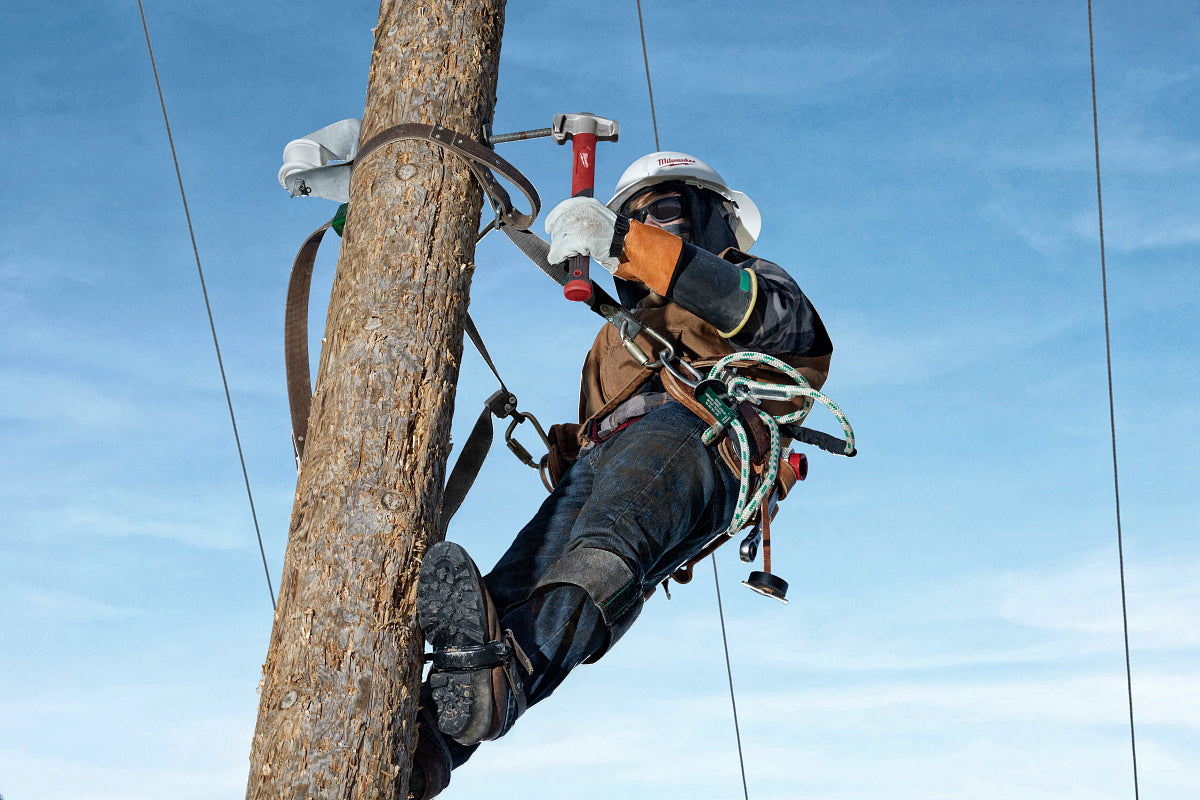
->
xmin=417 ymin=541 xmax=494 ymax=743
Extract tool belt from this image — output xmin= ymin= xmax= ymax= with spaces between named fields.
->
xmin=536 ymin=359 xmax=802 ymax=593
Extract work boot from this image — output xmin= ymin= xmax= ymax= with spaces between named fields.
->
xmin=407 ymin=690 xmax=451 ymax=800
xmin=417 ymin=540 xmax=532 ymax=746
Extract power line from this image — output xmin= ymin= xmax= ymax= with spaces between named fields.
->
xmin=1086 ymin=2 xmax=1138 ymax=797
xmin=632 ymin=5 xmax=749 ymax=792
xmin=635 ymin=0 xmax=661 ymax=150
xmin=137 ymin=1 xmax=276 ymax=611
xmin=712 ymin=558 xmax=751 ymax=800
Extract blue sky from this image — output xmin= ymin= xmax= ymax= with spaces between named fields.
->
xmin=2 ymin=1 xmax=1197 ymax=798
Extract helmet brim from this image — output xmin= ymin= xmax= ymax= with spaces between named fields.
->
xmin=609 ymin=179 xmax=761 ymax=251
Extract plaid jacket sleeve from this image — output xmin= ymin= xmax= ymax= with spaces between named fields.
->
xmin=728 ymin=254 xmax=833 ymax=360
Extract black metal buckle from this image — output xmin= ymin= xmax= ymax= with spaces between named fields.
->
xmin=485 ymin=389 xmax=518 ymax=419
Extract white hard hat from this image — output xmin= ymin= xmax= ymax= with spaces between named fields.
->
xmin=608 ymin=151 xmax=762 ymax=250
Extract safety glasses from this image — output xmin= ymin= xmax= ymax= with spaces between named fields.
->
xmin=630 ymin=194 xmax=685 ymax=224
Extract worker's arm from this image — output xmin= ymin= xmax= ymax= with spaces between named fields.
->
xmin=546 ymin=197 xmax=832 ymax=382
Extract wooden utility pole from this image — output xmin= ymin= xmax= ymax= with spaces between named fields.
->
xmin=247 ymin=2 xmax=506 ymax=797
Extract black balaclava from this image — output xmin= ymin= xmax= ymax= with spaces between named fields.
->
xmin=615 ymin=181 xmax=740 ymax=308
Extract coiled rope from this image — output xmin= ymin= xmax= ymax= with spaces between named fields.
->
xmin=701 ymin=353 xmax=855 ymax=535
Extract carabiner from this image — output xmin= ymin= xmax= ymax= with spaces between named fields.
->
xmin=505 ymin=411 xmax=552 ymax=470
xmin=617 ymin=317 xmax=677 ymax=370
xmin=661 ymin=353 xmax=703 ymax=387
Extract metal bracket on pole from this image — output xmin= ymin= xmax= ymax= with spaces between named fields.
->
xmin=279 ymin=118 xmax=363 ymax=203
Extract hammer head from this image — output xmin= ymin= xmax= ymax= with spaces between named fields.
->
xmin=552 ymin=112 xmax=620 ymax=144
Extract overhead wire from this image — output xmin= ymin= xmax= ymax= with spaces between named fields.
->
xmin=712 ymin=559 xmax=752 ymax=800
xmin=635 ymin=0 xmax=662 ymax=151
xmin=631 ymin=3 xmax=751 ymax=795
xmin=137 ymin=1 xmax=277 ymax=611
xmin=1086 ymin=2 xmax=1139 ymax=797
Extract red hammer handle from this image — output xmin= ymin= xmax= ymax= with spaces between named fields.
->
xmin=564 ymin=133 xmax=598 ymax=302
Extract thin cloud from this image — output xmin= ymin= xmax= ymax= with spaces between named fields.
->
xmin=0 ymin=368 xmax=134 ymax=427
xmin=11 ymin=586 xmax=143 ymax=623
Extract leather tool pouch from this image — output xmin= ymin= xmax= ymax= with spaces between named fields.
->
xmin=541 ymin=422 xmax=583 ymax=489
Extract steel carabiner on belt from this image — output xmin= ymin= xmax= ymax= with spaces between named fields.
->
xmin=616 ymin=315 xmax=682 ymax=371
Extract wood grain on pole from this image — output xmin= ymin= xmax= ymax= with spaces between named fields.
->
xmin=247 ymin=2 xmax=506 ymax=797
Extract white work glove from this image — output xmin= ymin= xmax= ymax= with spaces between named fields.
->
xmin=545 ymin=196 xmax=621 ymax=273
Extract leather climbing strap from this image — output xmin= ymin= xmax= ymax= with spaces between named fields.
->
xmin=428 ymin=634 xmax=532 ymax=673
xmin=355 ymin=123 xmax=540 ymax=230
xmin=284 ymin=219 xmax=333 ymax=467
xmin=287 ymin=231 xmax=526 ymax=531
xmin=285 ymin=122 xmax=542 ymax=468
xmin=759 ymin=487 xmax=774 ymax=574
xmin=438 ymin=384 xmax=515 ymax=536
xmin=500 ymin=224 xmax=638 ymax=328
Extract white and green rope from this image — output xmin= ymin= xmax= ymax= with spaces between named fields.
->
xmin=699 ymin=352 xmax=856 ymax=536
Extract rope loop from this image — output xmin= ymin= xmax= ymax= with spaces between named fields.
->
xmin=701 ymin=351 xmax=856 ymax=536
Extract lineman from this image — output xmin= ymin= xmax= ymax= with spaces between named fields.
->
xmin=408 ymin=152 xmax=833 ymax=799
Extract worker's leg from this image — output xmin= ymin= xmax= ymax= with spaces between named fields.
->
xmin=416 ymin=401 xmax=738 ymax=784
xmin=490 ymin=401 xmax=740 ymax=701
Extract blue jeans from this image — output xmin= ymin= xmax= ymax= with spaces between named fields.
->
xmin=443 ymin=400 xmax=740 ymax=768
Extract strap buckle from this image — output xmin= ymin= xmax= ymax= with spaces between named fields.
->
xmin=485 ymin=389 xmax=518 ymax=419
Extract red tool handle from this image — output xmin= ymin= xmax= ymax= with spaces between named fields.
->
xmin=564 ymin=133 xmax=598 ymax=302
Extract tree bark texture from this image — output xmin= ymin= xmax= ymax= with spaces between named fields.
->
xmin=247 ymin=2 xmax=506 ymax=798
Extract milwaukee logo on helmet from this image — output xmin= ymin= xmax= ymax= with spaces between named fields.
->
xmin=657 ymin=157 xmax=696 ymax=168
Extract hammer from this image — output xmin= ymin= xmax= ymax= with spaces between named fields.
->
xmin=552 ymin=112 xmax=620 ymax=302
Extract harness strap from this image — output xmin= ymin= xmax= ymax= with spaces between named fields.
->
xmin=284 ymin=219 xmax=333 ymax=467
xmin=286 ymin=123 xmax=542 ymax=468
xmin=760 ymin=489 xmax=774 ymax=575
xmin=438 ymin=403 xmax=496 ymax=535
xmin=354 ymin=123 xmax=540 ymax=230
xmin=427 ymin=632 xmax=533 ymax=674
xmin=437 ymin=317 xmax=524 ymax=534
